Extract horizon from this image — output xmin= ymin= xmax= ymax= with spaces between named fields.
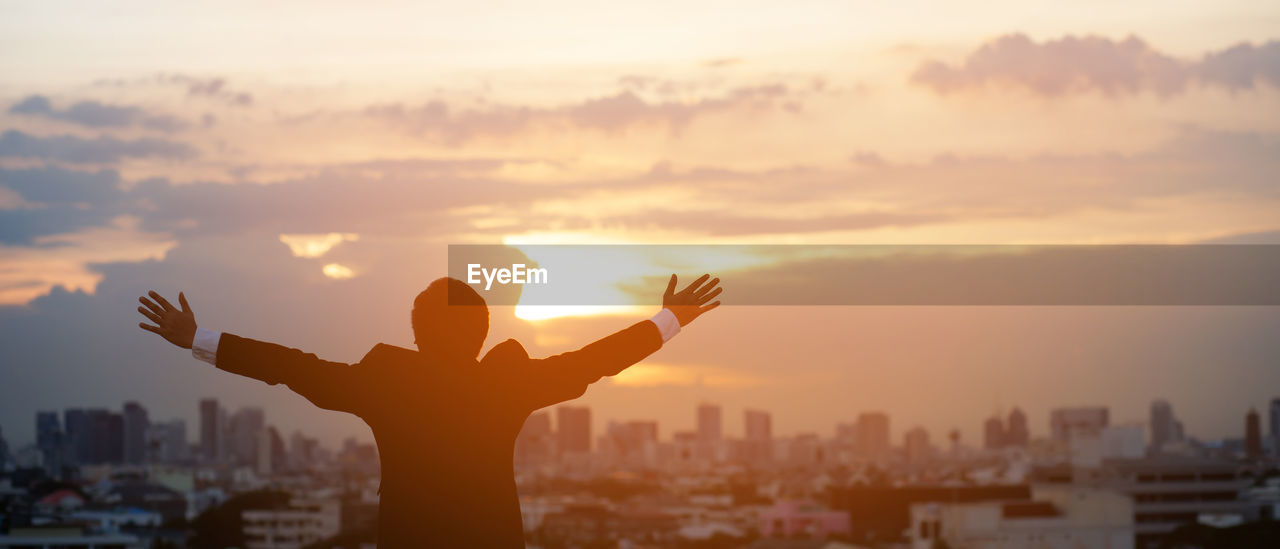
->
xmin=8 ymin=391 xmax=1278 ymax=453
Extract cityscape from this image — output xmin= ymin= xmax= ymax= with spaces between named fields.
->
xmin=1 ymin=396 xmax=1278 ymax=548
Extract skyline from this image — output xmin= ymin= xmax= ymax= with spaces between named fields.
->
xmin=2 ymin=2 xmax=1279 ymax=459
xmin=7 ymin=389 xmax=1278 ymax=452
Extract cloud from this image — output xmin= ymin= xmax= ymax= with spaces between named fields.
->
xmin=0 ymin=130 xmax=196 ymax=164
xmin=321 ymin=263 xmax=355 ymax=279
xmin=94 ymin=73 xmax=254 ymax=106
xmin=598 ymin=210 xmax=945 ymax=236
xmin=0 ymin=160 xmax=544 ymax=251
xmin=701 ymin=57 xmax=742 ymax=68
xmin=165 ymin=75 xmax=254 ymax=106
xmin=912 ymin=34 xmax=1280 ymax=96
xmin=9 ymin=95 xmax=189 ymax=133
xmin=279 ymin=233 xmax=360 ymax=258
xmin=0 ymin=128 xmax=1274 ymax=307
xmin=1197 ymin=41 xmax=1280 ymax=90
xmin=0 ymin=215 xmax=174 ymax=304
xmin=364 ymin=85 xmax=792 ymax=143
xmin=583 ymin=128 xmax=1279 ymax=232
xmin=0 ymin=168 xmax=132 ymax=245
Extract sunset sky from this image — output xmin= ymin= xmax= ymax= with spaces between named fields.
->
xmin=1 ymin=1 xmax=1278 ymax=450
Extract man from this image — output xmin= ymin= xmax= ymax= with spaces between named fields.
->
xmin=136 ymin=274 xmax=722 ymax=547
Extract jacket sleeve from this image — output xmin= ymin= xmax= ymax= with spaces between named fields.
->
xmin=214 ymin=333 xmax=373 ymax=415
xmin=514 ymin=320 xmax=664 ymax=410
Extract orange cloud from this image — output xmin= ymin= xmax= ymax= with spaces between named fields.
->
xmin=912 ymin=34 xmax=1280 ymax=96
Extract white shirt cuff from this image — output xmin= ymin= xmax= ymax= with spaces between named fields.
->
xmin=649 ymin=308 xmax=681 ymax=343
xmin=192 ymin=327 xmax=221 ymax=365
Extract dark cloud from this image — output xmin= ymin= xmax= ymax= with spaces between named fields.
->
xmin=0 ymin=158 xmax=546 ymax=245
xmin=364 ymin=85 xmax=792 ymax=143
xmin=0 ymin=130 xmax=196 ymax=164
xmin=9 ymin=95 xmax=189 ymax=133
xmin=0 ymin=168 xmax=125 ymax=244
xmin=912 ymin=34 xmax=1280 ymax=96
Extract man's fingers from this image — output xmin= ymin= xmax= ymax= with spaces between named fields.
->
xmin=178 ymin=292 xmax=191 ymax=313
xmin=138 ymin=307 xmax=162 ymax=324
xmin=139 ymin=296 xmax=166 ymax=316
xmin=692 ymin=278 xmax=720 ymax=299
xmin=149 ymin=291 xmax=177 ymax=312
xmin=699 ymin=301 xmax=721 ymax=313
xmin=697 ymin=286 xmax=723 ymax=304
xmin=665 ymin=274 xmax=677 ymax=297
xmin=139 ymin=323 xmax=162 ymax=335
xmin=681 ymin=274 xmax=711 ymax=294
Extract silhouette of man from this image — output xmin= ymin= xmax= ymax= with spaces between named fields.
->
xmin=137 ymin=274 xmax=722 ymax=547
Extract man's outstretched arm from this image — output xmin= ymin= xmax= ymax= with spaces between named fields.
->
xmin=516 ymin=274 xmax=722 ymax=409
xmin=137 ymin=290 xmax=369 ymax=415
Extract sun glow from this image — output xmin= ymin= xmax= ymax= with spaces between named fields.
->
xmin=321 ymin=263 xmax=355 ymax=279
xmin=279 ymin=233 xmax=359 ymax=258
xmin=610 ymin=363 xmax=764 ymax=388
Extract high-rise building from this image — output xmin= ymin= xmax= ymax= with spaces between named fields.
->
xmin=745 ymin=409 xmax=772 ymax=441
xmin=229 ymin=407 xmax=265 ymax=466
xmin=515 ymin=411 xmax=554 ymax=464
xmin=289 ymin=431 xmax=320 ymax=471
xmin=672 ymin=431 xmax=698 ymax=463
xmin=1049 ymin=407 xmax=1109 ymax=444
xmin=122 ymin=401 xmax=150 ymax=465
xmin=835 ymin=422 xmax=857 ymax=443
xmin=557 ymin=406 xmax=591 ymax=454
xmin=1100 ymin=425 xmax=1146 ymax=459
xmin=1269 ymin=398 xmax=1280 ymax=453
xmin=855 ymin=412 xmax=890 ymax=461
xmin=1245 ymin=408 xmax=1263 ymax=459
xmin=35 ymin=411 xmax=62 ymax=475
xmin=604 ymin=421 xmax=658 ymax=466
xmin=0 ymin=425 xmax=9 ymax=472
xmin=199 ymin=398 xmax=221 ymax=463
xmin=147 ymin=419 xmax=188 ymax=464
xmin=63 ymin=409 xmax=88 ymax=465
xmin=904 ymin=427 xmax=931 ymax=464
xmin=106 ymin=413 xmax=124 ymax=464
xmin=83 ymin=409 xmax=114 ymax=464
xmin=744 ymin=409 xmax=773 ymax=464
xmin=626 ymin=421 xmax=658 ymax=444
xmin=696 ymin=403 xmax=723 ymax=461
xmin=697 ymin=403 xmax=722 ymax=443
xmin=256 ymin=426 xmax=286 ymax=475
xmin=787 ymin=433 xmax=824 ymax=467
xmin=1005 ymin=408 xmax=1029 ymax=447
xmin=983 ymin=416 xmax=1005 ymax=450
xmin=1149 ymin=400 xmax=1183 ymax=452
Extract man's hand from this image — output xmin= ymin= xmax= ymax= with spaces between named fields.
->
xmin=137 ymin=290 xmax=197 ymax=349
xmin=662 ymin=274 xmax=722 ymax=327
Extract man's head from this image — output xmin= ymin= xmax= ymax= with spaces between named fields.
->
xmin=412 ymin=277 xmax=489 ymax=359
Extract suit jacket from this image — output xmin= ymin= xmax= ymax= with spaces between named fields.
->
xmin=213 ymin=319 xmax=664 ymax=548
